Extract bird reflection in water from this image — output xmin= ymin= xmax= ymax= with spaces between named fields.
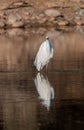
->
xmin=34 ymin=73 xmax=54 ymax=111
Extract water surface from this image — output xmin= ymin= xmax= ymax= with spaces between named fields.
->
xmin=0 ymin=28 xmax=84 ymax=130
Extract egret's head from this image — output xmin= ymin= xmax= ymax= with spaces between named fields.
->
xmin=46 ymin=36 xmax=49 ymax=40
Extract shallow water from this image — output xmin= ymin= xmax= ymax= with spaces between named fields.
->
xmin=0 ymin=28 xmax=84 ymax=130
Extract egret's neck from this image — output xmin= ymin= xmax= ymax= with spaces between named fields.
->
xmin=46 ymin=38 xmax=52 ymax=52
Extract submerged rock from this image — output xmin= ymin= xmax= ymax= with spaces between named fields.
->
xmin=36 ymin=27 xmax=46 ymax=35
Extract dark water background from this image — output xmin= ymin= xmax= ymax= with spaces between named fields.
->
xmin=0 ymin=28 xmax=84 ymax=130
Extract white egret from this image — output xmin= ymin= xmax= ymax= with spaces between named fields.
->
xmin=34 ymin=73 xmax=54 ymax=110
xmin=34 ymin=36 xmax=53 ymax=71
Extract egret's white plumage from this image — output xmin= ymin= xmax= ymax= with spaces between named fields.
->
xmin=34 ymin=73 xmax=54 ymax=110
xmin=34 ymin=36 xmax=53 ymax=71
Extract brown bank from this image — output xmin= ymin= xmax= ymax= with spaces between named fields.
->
xmin=0 ymin=0 xmax=84 ymax=28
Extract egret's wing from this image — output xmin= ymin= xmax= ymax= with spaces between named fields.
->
xmin=34 ymin=41 xmax=46 ymax=68
xmin=36 ymin=41 xmax=50 ymax=64
xmin=34 ymin=40 xmax=49 ymax=70
xmin=36 ymin=41 xmax=50 ymax=60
